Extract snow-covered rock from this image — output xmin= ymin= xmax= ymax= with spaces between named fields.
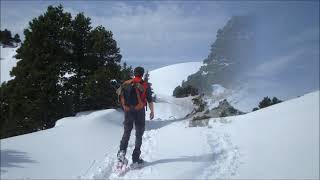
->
xmin=212 ymin=84 xmax=226 ymax=95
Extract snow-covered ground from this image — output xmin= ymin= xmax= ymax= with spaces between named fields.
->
xmin=1 ymin=109 xmax=124 ymax=179
xmin=0 ymin=62 xmax=200 ymax=179
xmin=0 ymin=46 xmax=18 ymax=84
xmin=211 ymin=91 xmax=319 ymax=179
xmin=93 ymin=91 xmax=319 ymax=179
xmin=1 ymin=62 xmax=319 ymax=179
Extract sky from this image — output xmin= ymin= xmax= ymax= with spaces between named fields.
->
xmin=1 ymin=0 xmax=319 ymax=97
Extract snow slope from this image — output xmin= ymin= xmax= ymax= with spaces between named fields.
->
xmin=1 ymin=109 xmax=124 ymax=179
xmin=149 ymin=62 xmax=202 ymax=96
xmin=206 ymin=83 xmax=275 ymax=113
xmin=146 ymin=61 xmax=202 ymax=121
xmin=0 ymin=46 xmax=18 ymax=84
xmin=1 ymin=62 xmax=319 ymax=179
xmin=210 ymin=91 xmax=319 ymax=179
xmin=0 ymin=62 xmax=201 ymax=179
xmin=92 ymin=91 xmax=319 ymax=179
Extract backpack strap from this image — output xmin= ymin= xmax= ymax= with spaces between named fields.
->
xmin=119 ymin=79 xmax=133 ymax=110
xmin=133 ymin=80 xmax=147 ymax=111
xmin=134 ymin=86 xmax=145 ymax=110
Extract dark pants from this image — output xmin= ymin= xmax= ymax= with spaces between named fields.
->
xmin=119 ymin=109 xmax=145 ymax=161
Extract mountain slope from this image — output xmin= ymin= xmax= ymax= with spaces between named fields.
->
xmin=211 ymin=91 xmax=319 ymax=179
xmin=1 ymin=109 xmax=124 ymax=179
xmin=93 ymin=91 xmax=319 ymax=179
xmin=1 ymin=62 xmax=319 ymax=179
xmin=149 ymin=62 xmax=202 ymax=96
xmin=0 ymin=62 xmax=201 ymax=179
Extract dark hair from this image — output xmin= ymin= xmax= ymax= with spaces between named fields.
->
xmin=134 ymin=66 xmax=144 ymax=77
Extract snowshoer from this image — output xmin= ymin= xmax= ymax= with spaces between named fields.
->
xmin=117 ymin=66 xmax=154 ymax=167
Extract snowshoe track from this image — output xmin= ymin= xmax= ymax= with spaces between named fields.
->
xmin=90 ymin=120 xmax=240 ymax=179
xmin=198 ymin=131 xmax=240 ymax=179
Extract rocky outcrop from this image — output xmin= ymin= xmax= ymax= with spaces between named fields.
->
xmin=189 ymin=97 xmax=244 ymax=127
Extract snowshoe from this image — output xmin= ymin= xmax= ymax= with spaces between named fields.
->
xmin=114 ymin=151 xmax=129 ymax=176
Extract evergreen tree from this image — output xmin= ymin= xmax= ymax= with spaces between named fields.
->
xmin=68 ymin=13 xmax=92 ymax=113
xmin=13 ymin=34 xmax=21 ymax=43
xmin=82 ymin=68 xmax=118 ymax=110
xmin=144 ymin=70 xmax=150 ymax=82
xmin=255 ymin=96 xmax=282 ymax=110
xmin=173 ymin=85 xmax=198 ymax=98
xmin=79 ymin=25 xmax=123 ymax=111
xmin=0 ymin=81 xmax=13 ymax=137
xmin=252 ymin=107 xmax=259 ymax=112
xmin=143 ymin=70 xmax=156 ymax=101
xmin=0 ymin=29 xmax=13 ymax=46
xmin=1 ymin=5 xmax=73 ymax=138
xmin=258 ymin=97 xmax=272 ymax=109
xmin=1 ymin=5 xmax=128 ymax=138
xmin=121 ymin=62 xmax=133 ymax=81
xmin=272 ymin=97 xmax=282 ymax=105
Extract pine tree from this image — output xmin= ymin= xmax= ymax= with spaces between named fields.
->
xmin=0 ymin=29 xmax=13 ymax=46
xmin=173 ymin=85 xmax=198 ymax=98
xmin=253 ymin=96 xmax=282 ymax=112
xmin=67 ymin=13 xmax=92 ymax=113
xmin=271 ymin=97 xmax=282 ymax=105
xmin=1 ymin=5 xmax=128 ymax=138
xmin=1 ymin=5 xmax=73 ymax=138
xmin=258 ymin=97 xmax=272 ymax=109
xmin=144 ymin=70 xmax=150 ymax=82
xmin=80 ymin=25 xmax=123 ymax=111
xmin=252 ymin=107 xmax=259 ymax=111
xmin=13 ymin=34 xmax=21 ymax=43
xmin=121 ymin=62 xmax=133 ymax=81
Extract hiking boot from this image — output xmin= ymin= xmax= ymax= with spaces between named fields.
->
xmin=131 ymin=157 xmax=145 ymax=169
xmin=132 ymin=157 xmax=144 ymax=164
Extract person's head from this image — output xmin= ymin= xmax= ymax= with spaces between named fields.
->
xmin=134 ymin=66 xmax=144 ymax=77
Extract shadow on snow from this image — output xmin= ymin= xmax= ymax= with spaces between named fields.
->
xmin=145 ymin=117 xmax=187 ymax=131
xmin=142 ymin=152 xmax=222 ymax=168
xmin=0 ymin=149 xmax=37 ymax=174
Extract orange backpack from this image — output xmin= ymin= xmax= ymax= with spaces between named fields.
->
xmin=121 ymin=78 xmax=148 ymax=111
